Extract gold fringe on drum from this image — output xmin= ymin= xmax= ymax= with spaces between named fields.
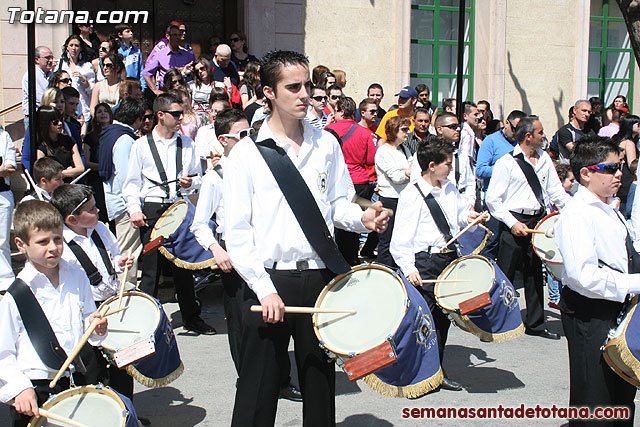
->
xmin=614 ymin=301 xmax=640 ymax=380
xmin=361 ymin=367 xmax=443 ymax=399
xmin=158 ymin=246 xmax=218 ymax=271
xmin=126 ymin=361 xmax=185 ymax=388
xmin=457 ymin=316 xmax=525 ymax=343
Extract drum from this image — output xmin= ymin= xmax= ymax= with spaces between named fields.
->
xmin=28 ymin=385 xmax=138 ymax=427
xmin=150 ymin=200 xmax=217 ymax=270
xmin=531 ymin=212 xmax=563 ymax=280
xmin=436 ymin=255 xmax=524 ymax=342
xmin=457 ymin=223 xmax=492 ymax=256
xmin=99 ymin=291 xmax=184 ymax=388
xmin=603 ymin=296 xmax=640 ymax=387
xmin=313 ymin=263 xmax=443 ymax=398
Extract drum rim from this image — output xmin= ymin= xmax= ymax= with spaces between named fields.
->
xmin=531 ymin=212 xmax=563 ymax=264
xmin=312 ymin=263 xmax=408 ymax=357
xmin=149 ymin=200 xmax=188 ymax=241
xmin=98 ymin=291 xmax=161 ymax=352
xmin=435 ymin=254 xmax=495 ymax=311
xmin=28 ymin=385 xmax=126 ymax=427
xmin=603 ymin=296 xmax=640 ymax=388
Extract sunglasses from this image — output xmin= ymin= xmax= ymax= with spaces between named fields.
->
xmin=443 ymin=123 xmax=461 ymax=130
xmin=162 ymin=110 xmax=184 ymax=118
xmin=170 ymin=79 xmax=181 ymax=84
xmin=400 ymin=126 xmax=410 ymax=133
xmin=222 ymin=127 xmax=255 ymax=139
xmin=477 ymin=117 xmax=486 ymax=122
xmin=179 ymin=29 xmax=187 ymax=34
xmin=59 ymin=78 xmax=71 ymax=84
xmin=312 ymin=95 xmax=327 ymax=102
xmin=229 ymin=37 xmax=241 ymax=42
xmin=195 ymin=67 xmax=206 ymax=72
xmin=330 ymin=95 xmax=343 ymax=100
xmin=51 ymin=119 xmax=62 ymax=126
xmin=99 ymin=47 xmax=108 ymax=52
xmin=586 ymin=162 xmax=624 ymax=174
xmin=103 ymin=62 xmax=114 ymax=69
xmin=143 ymin=113 xmax=154 ymax=120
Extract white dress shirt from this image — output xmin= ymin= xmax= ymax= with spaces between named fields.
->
xmin=21 ymin=67 xmax=51 ymax=115
xmin=20 ymin=189 xmax=51 ymax=204
xmin=409 ymin=151 xmax=475 ymax=208
xmin=555 ymin=185 xmax=640 ymax=302
xmin=224 ymin=120 xmax=368 ymax=301
xmin=0 ymin=260 xmax=104 ymax=402
xmin=122 ymin=128 xmax=201 ymax=214
xmin=375 ymin=144 xmax=410 ymax=198
xmin=391 ymin=179 xmax=472 ymax=277
xmin=192 ymin=161 xmax=225 ymax=252
xmin=194 ymin=124 xmax=224 ymax=170
xmin=486 ymin=145 xmax=570 ymax=228
xmin=458 ymin=123 xmax=477 ymax=183
xmin=61 ymin=222 xmax=123 ymax=302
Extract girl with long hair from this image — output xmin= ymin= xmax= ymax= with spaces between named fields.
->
xmin=35 ymin=105 xmax=85 ymax=180
xmin=58 ymin=34 xmax=95 ymax=128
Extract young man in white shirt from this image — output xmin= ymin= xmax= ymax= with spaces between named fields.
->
xmin=123 ymin=92 xmax=215 ymax=335
xmin=486 ymin=116 xmax=570 ymax=340
xmin=555 ymin=136 xmax=637 ymax=424
xmin=391 ymin=137 xmax=483 ymax=392
xmin=224 ymin=50 xmax=388 ymax=427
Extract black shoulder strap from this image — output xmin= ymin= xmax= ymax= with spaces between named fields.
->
xmin=7 ymin=279 xmax=68 ymax=370
xmin=146 ymin=134 xmax=183 ymax=196
xmin=614 ymin=210 xmax=640 ymax=273
xmin=511 ymin=151 xmax=545 ymax=209
xmin=413 ymin=183 xmax=454 ymax=243
xmin=251 ymin=134 xmax=351 ymax=275
xmin=324 ymin=127 xmax=343 ymax=146
xmin=454 ymin=151 xmax=461 ymax=187
xmin=91 ymin=230 xmax=116 ymax=276
xmin=66 ymin=239 xmax=102 ymax=286
xmin=341 ymin=124 xmax=360 ymax=144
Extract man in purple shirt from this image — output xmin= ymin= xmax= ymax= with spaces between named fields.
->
xmin=143 ymin=24 xmax=195 ymax=95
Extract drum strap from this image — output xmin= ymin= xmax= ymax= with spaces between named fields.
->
xmin=413 ymin=183 xmax=454 ymax=243
xmin=7 ymin=279 xmax=68 ymax=370
xmin=511 ymin=152 xmax=545 ymax=210
xmin=146 ymin=133 xmax=182 ymax=197
xmin=614 ymin=210 xmax=640 ymax=274
xmin=67 ymin=231 xmax=117 ymax=286
xmin=250 ymin=134 xmax=351 ymax=275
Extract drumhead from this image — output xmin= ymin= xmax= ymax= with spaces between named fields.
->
xmin=532 ymin=213 xmax=563 ymax=264
xmin=436 ymin=255 xmax=494 ymax=311
xmin=150 ymin=200 xmax=189 ymax=240
xmin=29 ymin=385 xmax=126 ymax=427
xmin=313 ymin=264 xmax=408 ymax=356
xmin=100 ymin=291 xmax=160 ymax=352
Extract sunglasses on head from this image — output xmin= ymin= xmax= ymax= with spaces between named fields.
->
xmin=229 ymin=37 xmax=241 ymax=43
xmin=443 ymin=123 xmax=460 ymax=130
xmin=222 ymin=127 xmax=255 ymax=139
xmin=162 ymin=110 xmax=183 ymax=118
xmin=312 ymin=95 xmax=327 ymax=102
xmin=586 ymin=162 xmax=623 ymax=174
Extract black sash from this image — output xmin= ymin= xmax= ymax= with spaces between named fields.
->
xmin=615 ymin=210 xmax=640 ymax=274
xmin=146 ymin=133 xmax=182 ymax=197
xmin=251 ymin=135 xmax=351 ymax=275
xmin=67 ymin=230 xmax=116 ymax=286
xmin=7 ymin=279 xmax=68 ymax=370
xmin=414 ymin=183 xmax=454 ymax=243
xmin=511 ymin=151 xmax=545 ymax=209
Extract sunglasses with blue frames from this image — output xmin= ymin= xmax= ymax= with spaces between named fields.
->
xmin=585 ymin=162 xmax=624 ymax=174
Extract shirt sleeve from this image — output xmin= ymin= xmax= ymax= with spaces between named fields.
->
xmin=390 ymin=187 xmax=421 ymax=276
xmin=0 ymin=295 xmax=34 ymax=403
xmin=1 ymin=130 xmax=17 ymax=168
xmin=112 ymin=135 xmax=133 ymax=196
xmin=475 ymin=137 xmax=494 ymax=180
xmin=556 ymin=127 xmax=573 ymax=149
xmin=375 ymin=114 xmax=389 ymax=140
xmin=486 ymin=157 xmax=518 ymax=228
xmin=122 ymin=140 xmax=144 ymax=215
xmin=544 ymin=157 xmax=571 ymax=209
xmin=191 ymin=172 xmax=220 ymax=251
xmin=376 ymin=148 xmax=409 ymax=185
xmin=142 ymin=52 xmax=160 ymax=78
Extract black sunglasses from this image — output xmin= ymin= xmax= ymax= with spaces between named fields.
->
xmin=59 ymin=78 xmax=71 ymax=84
xmin=229 ymin=37 xmax=241 ymax=42
xmin=162 ymin=110 xmax=184 ymax=118
xmin=51 ymin=119 xmax=62 ymax=126
xmin=586 ymin=162 xmax=624 ymax=174
xmin=103 ymin=62 xmax=114 ymax=69
xmin=143 ymin=113 xmax=154 ymax=120
xmin=312 ymin=95 xmax=327 ymax=102
xmin=330 ymin=95 xmax=343 ymax=100
xmin=443 ymin=123 xmax=460 ymax=130
xmin=99 ymin=47 xmax=108 ymax=52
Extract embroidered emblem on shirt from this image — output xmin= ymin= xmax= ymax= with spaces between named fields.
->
xmin=317 ymin=172 xmax=328 ymax=193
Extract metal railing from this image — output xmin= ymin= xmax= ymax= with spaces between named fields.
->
xmin=0 ymin=102 xmax=21 ymax=117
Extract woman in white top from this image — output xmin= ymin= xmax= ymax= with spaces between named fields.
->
xmin=374 ymin=115 xmax=412 ymax=266
xmin=189 ymin=57 xmax=225 ymax=126
xmin=57 ymin=35 xmax=95 ymax=130
xmin=90 ymin=53 xmax=123 ymax=113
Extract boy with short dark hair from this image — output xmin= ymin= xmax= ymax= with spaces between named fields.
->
xmin=116 ymin=24 xmax=146 ymax=91
xmin=21 ymin=157 xmax=64 ymax=203
xmin=556 ymin=136 xmax=638 ymax=424
xmin=0 ymin=200 xmax=108 ymax=426
xmin=391 ymin=137 xmax=483 ymax=392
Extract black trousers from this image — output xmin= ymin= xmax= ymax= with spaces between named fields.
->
xmin=497 ymin=211 xmax=545 ymax=331
xmin=415 ymin=250 xmax=458 ymax=367
xmin=10 ymin=378 xmax=70 ymax=427
xmin=376 ymin=196 xmax=398 ymax=267
xmin=139 ymin=202 xmax=199 ymax=323
xmin=561 ymin=287 xmax=636 ymax=426
xmin=335 ymin=183 xmax=375 ymax=265
xmin=231 ymin=268 xmax=336 ymax=427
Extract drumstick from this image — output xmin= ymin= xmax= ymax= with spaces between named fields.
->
xmin=23 ymin=169 xmax=43 ymax=201
xmin=70 ymin=168 xmax=91 ymax=184
xmin=49 ymin=304 xmax=110 ymax=389
xmin=441 ymin=211 xmax=490 ymax=252
xmin=6 ymin=401 xmax=89 ymax=427
xmin=117 ymin=249 xmax=132 ymax=309
xmin=525 ymin=228 xmax=554 ymax=238
xmin=107 ymin=328 xmax=141 ymax=333
xmin=421 ymin=279 xmax=472 ymax=283
xmin=105 ymin=305 xmax=129 ymax=317
xmin=352 ymin=195 xmax=394 ymax=217
xmin=250 ymin=305 xmax=357 ymax=315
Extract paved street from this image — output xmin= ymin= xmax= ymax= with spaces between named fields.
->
xmin=1 ymin=273 xmax=637 ymax=426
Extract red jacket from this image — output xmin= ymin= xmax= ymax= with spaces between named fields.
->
xmin=325 ymin=119 xmax=377 ymax=185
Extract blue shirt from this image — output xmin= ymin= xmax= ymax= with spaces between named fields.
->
xmin=475 ymin=130 xmax=516 ymax=189
xmin=118 ymin=43 xmax=146 ymax=90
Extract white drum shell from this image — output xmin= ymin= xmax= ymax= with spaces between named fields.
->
xmin=532 ymin=213 xmax=564 ymax=280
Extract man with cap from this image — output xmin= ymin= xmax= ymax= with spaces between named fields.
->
xmin=376 ymin=86 xmax=417 ymax=141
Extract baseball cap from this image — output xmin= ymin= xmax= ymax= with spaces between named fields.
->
xmin=395 ymin=86 xmax=418 ymax=98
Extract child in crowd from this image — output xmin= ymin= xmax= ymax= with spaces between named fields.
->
xmin=21 ymin=157 xmax=64 ymax=203
xmin=0 ymin=200 xmax=107 ymax=427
